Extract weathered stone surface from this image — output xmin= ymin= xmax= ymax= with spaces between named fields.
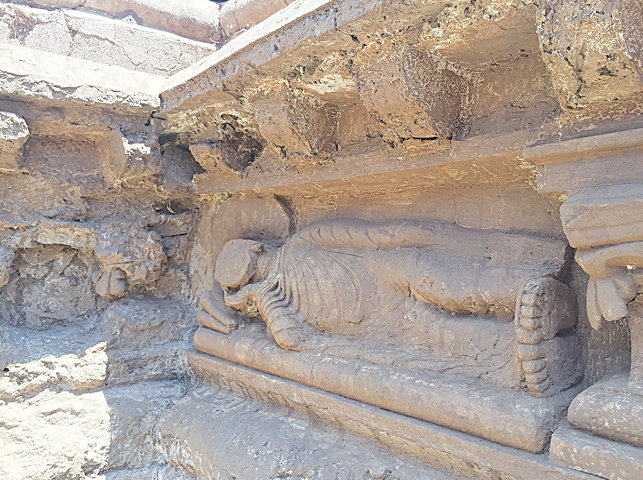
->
xmin=568 ymin=370 xmax=643 ymax=448
xmin=104 ymin=298 xmax=194 ymax=386
xmin=0 ymin=388 xmax=112 ymax=480
xmin=194 ymin=326 xmax=577 ymax=453
xmin=620 ymin=0 xmax=643 ymax=79
xmin=220 ymin=0 xmax=297 ymax=39
xmin=551 ymin=421 xmax=643 ymax=480
xmin=186 ymin=352 xmax=592 ymax=480
xmin=0 ymin=4 xmax=216 ymax=76
xmin=0 ymin=44 xmax=163 ymax=108
xmin=560 ymin=183 xmax=643 ymax=249
xmin=4 ymin=0 xmax=643 ymax=477
xmin=103 ymin=466 xmax=201 ymax=480
xmin=25 ymin=0 xmax=223 ymax=43
xmin=0 ymin=378 xmax=187 ymax=480
xmin=0 ymin=111 xmax=29 ymax=171
xmin=159 ymin=384 xmax=462 ymax=480
xmin=537 ymin=0 xmax=642 ymax=109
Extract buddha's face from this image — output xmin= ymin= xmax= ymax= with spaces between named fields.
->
xmin=214 ymin=239 xmax=264 ymax=290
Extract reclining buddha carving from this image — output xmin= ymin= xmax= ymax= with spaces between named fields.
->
xmin=193 ymin=217 xmax=583 ymax=452
xmin=197 ymin=219 xmax=577 ymax=395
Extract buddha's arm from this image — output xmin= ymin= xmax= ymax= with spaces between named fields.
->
xmin=197 ymin=283 xmax=243 ymax=334
xmin=291 ymin=218 xmax=461 ymax=250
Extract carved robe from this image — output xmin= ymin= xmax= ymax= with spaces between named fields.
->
xmin=250 ymin=219 xmax=569 ymax=337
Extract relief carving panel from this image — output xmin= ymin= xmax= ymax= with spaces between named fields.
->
xmin=194 ymin=215 xmax=582 ymax=452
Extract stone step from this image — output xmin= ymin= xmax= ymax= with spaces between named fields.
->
xmin=158 ymin=383 xmax=461 ymax=480
xmin=185 ymin=349 xmax=598 ymax=480
xmin=193 ymin=327 xmax=579 ymax=453
xmin=551 ymin=421 xmax=643 ymax=480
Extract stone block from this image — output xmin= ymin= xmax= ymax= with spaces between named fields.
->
xmin=0 ymin=111 xmax=29 ymax=171
xmin=193 ymin=327 xmax=579 ymax=453
xmin=184 ymin=351 xmax=591 ymax=480
xmin=0 ymin=3 xmax=214 ymax=77
xmin=560 ymin=183 xmax=643 ymax=249
xmin=103 ymin=298 xmax=193 ymax=386
xmin=551 ymin=421 xmax=643 ymax=480
xmin=0 ymin=44 xmax=163 ymax=109
xmin=159 ymin=384 xmax=464 ymax=480
xmin=568 ymin=370 xmax=643 ymax=448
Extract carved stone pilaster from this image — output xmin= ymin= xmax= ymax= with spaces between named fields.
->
xmin=527 ymin=128 xmax=643 ymax=478
xmin=526 ymin=129 xmax=643 ymax=382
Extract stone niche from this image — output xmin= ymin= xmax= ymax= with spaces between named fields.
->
xmin=190 ymin=145 xmax=586 ymax=456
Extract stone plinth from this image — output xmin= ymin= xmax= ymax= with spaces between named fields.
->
xmin=194 ymin=326 xmax=580 ymax=453
xmin=567 ymin=370 xmax=643 ymax=448
xmin=186 ymin=350 xmax=593 ymax=480
xmin=551 ymin=421 xmax=643 ymax=480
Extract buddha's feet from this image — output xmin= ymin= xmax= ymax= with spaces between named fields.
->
xmin=515 ymin=277 xmax=578 ymax=397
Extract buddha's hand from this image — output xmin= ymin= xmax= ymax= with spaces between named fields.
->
xmin=197 ymin=283 xmax=243 ymax=335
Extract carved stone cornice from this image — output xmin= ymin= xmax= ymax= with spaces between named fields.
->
xmin=525 ymin=127 xmax=643 ymax=197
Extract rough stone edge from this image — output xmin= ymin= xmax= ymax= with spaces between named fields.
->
xmin=550 ymin=421 xmax=643 ymax=480
xmin=21 ymin=0 xmax=222 ymax=44
xmin=524 ymin=127 xmax=643 ymax=166
xmin=186 ymin=350 xmax=597 ymax=480
xmin=193 ymin=129 xmax=537 ymax=195
xmin=161 ymin=0 xmax=382 ymax=111
xmin=0 ymin=44 xmax=164 ymax=109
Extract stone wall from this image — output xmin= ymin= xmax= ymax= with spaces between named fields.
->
xmin=2 ymin=1 xmax=643 ymax=479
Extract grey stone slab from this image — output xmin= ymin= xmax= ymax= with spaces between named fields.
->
xmin=568 ymin=370 xmax=643 ymax=448
xmin=186 ymin=350 xmax=595 ymax=480
xmin=0 ymin=44 xmax=163 ymax=109
xmin=523 ymin=127 xmax=643 ymax=195
xmin=551 ymin=421 xmax=643 ymax=480
xmin=0 ymin=4 xmax=216 ymax=76
xmin=159 ymin=384 xmax=460 ymax=480
xmin=28 ymin=0 xmax=223 ymax=43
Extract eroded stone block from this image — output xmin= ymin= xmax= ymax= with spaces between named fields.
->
xmin=551 ymin=421 xmax=643 ymax=480
xmin=568 ymin=370 xmax=643 ymax=449
xmin=0 ymin=111 xmax=29 ymax=171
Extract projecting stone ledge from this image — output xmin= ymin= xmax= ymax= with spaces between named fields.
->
xmin=551 ymin=421 xmax=643 ymax=480
xmin=158 ymin=383 xmax=460 ymax=480
xmin=0 ymin=44 xmax=164 ymax=109
xmin=184 ymin=350 xmax=594 ymax=480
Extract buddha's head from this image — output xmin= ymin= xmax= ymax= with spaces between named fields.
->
xmin=214 ymin=239 xmax=277 ymax=291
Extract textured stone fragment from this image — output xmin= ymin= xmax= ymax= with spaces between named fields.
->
xmin=104 ymin=298 xmax=192 ymax=386
xmin=0 ymin=244 xmax=15 ymax=291
xmin=0 ymin=111 xmax=29 ymax=171
xmin=0 ymin=342 xmax=108 ymax=401
xmin=568 ymin=370 xmax=643 ymax=448
xmin=536 ymin=0 xmax=642 ymax=108
xmin=251 ymin=83 xmax=340 ymax=156
xmin=0 ymin=389 xmax=111 ymax=480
